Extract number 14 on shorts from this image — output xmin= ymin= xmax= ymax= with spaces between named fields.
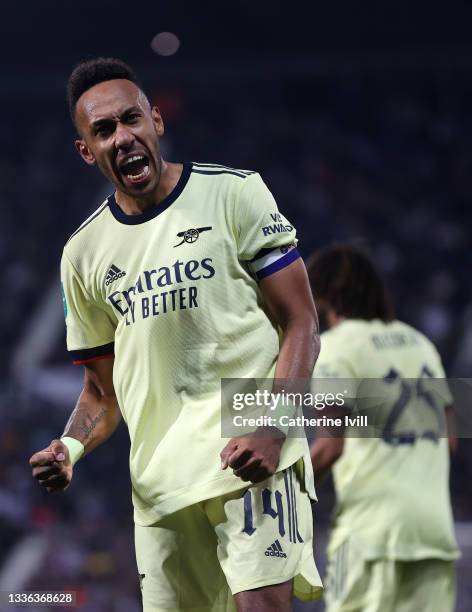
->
xmin=241 ymin=468 xmax=304 ymax=547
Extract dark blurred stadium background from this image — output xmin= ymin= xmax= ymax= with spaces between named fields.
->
xmin=1 ymin=1 xmax=472 ymax=610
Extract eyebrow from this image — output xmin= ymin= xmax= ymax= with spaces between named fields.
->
xmin=90 ymin=106 xmax=142 ymax=130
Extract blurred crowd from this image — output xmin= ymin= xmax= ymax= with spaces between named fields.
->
xmin=1 ymin=67 xmax=471 ymax=609
xmin=171 ymin=71 xmax=471 ymax=372
xmin=2 ymin=70 xmax=472 ymax=374
xmin=0 ymin=404 xmax=138 ymax=611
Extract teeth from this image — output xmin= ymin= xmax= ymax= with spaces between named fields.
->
xmin=127 ymin=166 xmax=149 ymax=180
xmin=125 ymin=155 xmax=145 ymax=164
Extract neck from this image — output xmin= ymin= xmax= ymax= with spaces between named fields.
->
xmin=115 ymin=160 xmax=183 ymax=215
xmin=327 ymin=310 xmax=345 ymax=329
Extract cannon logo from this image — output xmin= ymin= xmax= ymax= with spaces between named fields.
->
xmin=174 ymin=226 xmax=212 ymax=247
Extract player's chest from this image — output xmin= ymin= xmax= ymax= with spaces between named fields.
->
xmin=92 ymin=210 xmax=235 ymax=316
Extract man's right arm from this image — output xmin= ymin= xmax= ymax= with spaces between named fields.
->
xmin=29 ymin=358 xmax=121 ymax=492
xmin=63 ymin=358 xmax=121 ymax=455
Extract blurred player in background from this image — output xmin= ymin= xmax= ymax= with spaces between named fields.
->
xmin=29 ymin=58 xmax=322 ymax=611
xmin=307 ymin=245 xmax=459 ymax=612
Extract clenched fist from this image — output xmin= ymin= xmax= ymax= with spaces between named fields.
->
xmin=220 ymin=428 xmax=285 ymax=483
xmin=29 ymin=439 xmax=73 ymax=493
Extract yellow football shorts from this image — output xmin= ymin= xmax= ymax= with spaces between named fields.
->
xmin=325 ymin=537 xmax=456 ymax=612
xmin=135 ymin=463 xmax=323 ymax=611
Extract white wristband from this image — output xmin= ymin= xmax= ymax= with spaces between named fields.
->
xmin=264 ymin=395 xmax=298 ymax=437
xmin=61 ymin=436 xmax=84 ymax=465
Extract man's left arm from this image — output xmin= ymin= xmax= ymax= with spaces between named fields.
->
xmin=260 ymin=257 xmax=320 ymax=381
xmin=221 ymin=258 xmax=319 ymax=482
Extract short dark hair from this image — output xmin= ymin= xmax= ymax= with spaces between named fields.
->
xmin=67 ymin=57 xmax=141 ymax=122
xmin=306 ymin=244 xmax=395 ymax=322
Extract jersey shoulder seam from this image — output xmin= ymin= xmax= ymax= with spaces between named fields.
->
xmin=191 ymin=162 xmax=257 ymax=180
xmin=65 ymin=198 xmax=110 ymax=246
xmin=61 ymin=249 xmax=95 ymax=301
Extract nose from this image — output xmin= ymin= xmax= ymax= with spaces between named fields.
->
xmin=114 ymin=122 xmax=134 ymax=149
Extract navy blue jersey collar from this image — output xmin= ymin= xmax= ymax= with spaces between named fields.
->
xmin=108 ymin=161 xmax=192 ymax=225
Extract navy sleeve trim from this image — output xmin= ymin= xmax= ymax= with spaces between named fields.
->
xmin=70 ymin=342 xmax=115 ymax=364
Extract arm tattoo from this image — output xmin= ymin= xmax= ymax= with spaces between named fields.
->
xmin=63 ymin=402 xmax=108 ymax=444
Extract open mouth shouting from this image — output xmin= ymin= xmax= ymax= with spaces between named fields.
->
xmin=118 ymin=153 xmax=151 ymax=186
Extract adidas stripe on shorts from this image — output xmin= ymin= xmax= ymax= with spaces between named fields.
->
xmin=135 ymin=462 xmax=323 ymax=611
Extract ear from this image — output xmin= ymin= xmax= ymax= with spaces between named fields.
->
xmin=75 ymin=139 xmax=96 ymax=166
xmin=151 ymin=106 xmax=165 ymax=137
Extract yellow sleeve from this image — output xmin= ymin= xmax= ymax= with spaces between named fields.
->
xmin=314 ymin=331 xmax=358 ymax=379
xmin=235 ymin=173 xmax=298 ymax=263
xmin=61 ymin=251 xmax=116 ymax=364
xmin=312 ymin=332 xmax=359 ymax=408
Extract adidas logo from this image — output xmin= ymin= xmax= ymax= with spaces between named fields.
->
xmin=264 ymin=539 xmax=287 ymax=558
xmin=105 ymin=264 xmax=126 ymax=286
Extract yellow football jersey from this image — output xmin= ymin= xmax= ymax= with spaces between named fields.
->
xmin=313 ymin=319 xmax=459 ymax=561
xmin=61 ymin=162 xmax=315 ymax=525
